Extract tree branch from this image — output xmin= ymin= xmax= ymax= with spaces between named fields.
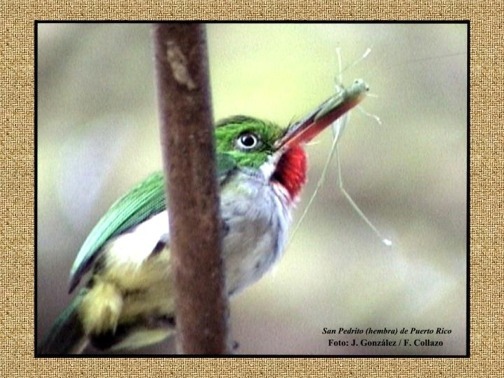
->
xmin=152 ymin=23 xmax=230 ymax=354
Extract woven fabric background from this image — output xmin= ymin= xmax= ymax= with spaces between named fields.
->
xmin=0 ymin=1 xmax=500 ymax=377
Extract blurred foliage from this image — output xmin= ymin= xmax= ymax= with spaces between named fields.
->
xmin=37 ymin=23 xmax=467 ymax=355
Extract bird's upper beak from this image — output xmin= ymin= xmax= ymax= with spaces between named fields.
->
xmin=274 ymin=79 xmax=369 ymax=150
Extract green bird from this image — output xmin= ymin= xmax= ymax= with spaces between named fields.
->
xmin=38 ymin=80 xmax=369 ymax=355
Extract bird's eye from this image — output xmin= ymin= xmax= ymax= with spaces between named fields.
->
xmin=236 ymin=132 xmax=261 ymax=151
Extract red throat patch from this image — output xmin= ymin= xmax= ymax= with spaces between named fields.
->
xmin=271 ymin=146 xmax=307 ymax=201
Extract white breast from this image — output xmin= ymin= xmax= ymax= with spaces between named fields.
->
xmin=103 ymin=169 xmax=292 ymax=297
xmin=82 ymin=169 xmax=293 ymax=345
xmin=220 ymin=169 xmax=292 ymax=295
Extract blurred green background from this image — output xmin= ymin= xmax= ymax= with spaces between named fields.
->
xmin=37 ymin=23 xmax=467 ymax=355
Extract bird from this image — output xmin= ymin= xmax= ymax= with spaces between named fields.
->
xmin=38 ymin=80 xmax=369 ymax=355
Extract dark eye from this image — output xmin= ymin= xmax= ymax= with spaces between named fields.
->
xmin=236 ymin=132 xmax=261 ymax=151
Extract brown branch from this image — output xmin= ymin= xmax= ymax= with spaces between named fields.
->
xmin=152 ymin=23 xmax=230 ymax=354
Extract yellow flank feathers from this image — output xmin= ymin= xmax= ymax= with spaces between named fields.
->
xmin=80 ymin=279 xmax=123 ymax=335
xmin=78 ymin=244 xmax=175 ymax=344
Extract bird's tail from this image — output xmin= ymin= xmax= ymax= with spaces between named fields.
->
xmin=38 ymin=289 xmax=89 ymax=355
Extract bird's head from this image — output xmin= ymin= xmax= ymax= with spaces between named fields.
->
xmin=215 ymin=79 xmax=369 ymax=202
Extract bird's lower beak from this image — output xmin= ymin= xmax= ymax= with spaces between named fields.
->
xmin=275 ymin=79 xmax=369 ymax=150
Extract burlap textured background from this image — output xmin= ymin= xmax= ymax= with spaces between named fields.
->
xmin=0 ymin=1 xmax=500 ymax=377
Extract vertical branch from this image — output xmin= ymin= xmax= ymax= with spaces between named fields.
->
xmin=152 ymin=23 xmax=230 ymax=354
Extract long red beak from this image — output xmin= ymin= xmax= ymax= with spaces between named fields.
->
xmin=275 ymin=79 xmax=369 ymax=150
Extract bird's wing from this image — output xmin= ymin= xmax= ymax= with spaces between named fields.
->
xmin=68 ymin=153 xmax=238 ymax=293
xmin=68 ymin=171 xmax=167 ymax=292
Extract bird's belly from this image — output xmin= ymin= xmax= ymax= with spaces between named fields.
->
xmin=220 ymin=178 xmax=291 ymax=295
xmin=80 ymin=174 xmax=291 ymax=350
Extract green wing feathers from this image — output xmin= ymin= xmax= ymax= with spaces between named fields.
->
xmin=69 ymin=172 xmax=167 ymax=292
xmin=68 ymin=154 xmax=237 ymax=293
